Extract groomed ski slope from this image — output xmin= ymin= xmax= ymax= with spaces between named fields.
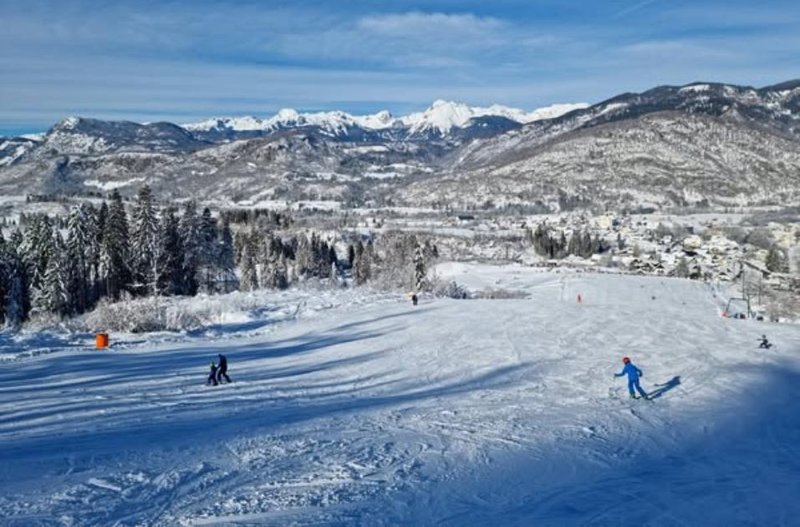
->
xmin=1 ymin=266 xmax=799 ymax=526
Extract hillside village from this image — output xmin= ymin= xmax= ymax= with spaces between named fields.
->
xmin=351 ymin=207 xmax=799 ymax=321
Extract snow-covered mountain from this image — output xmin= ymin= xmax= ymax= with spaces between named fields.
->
xmin=405 ymin=111 xmax=800 ymax=211
xmin=184 ymin=109 xmax=393 ymax=138
xmin=1 ymin=80 xmax=799 ymax=209
xmin=456 ymin=80 xmax=800 ymax=170
xmin=420 ymin=80 xmax=800 ymax=210
xmin=33 ymin=116 xmax=208 ymax=157
xmin=181 ymin=100 xmax=587 ymax=141
xmin=400 ymin=100 xmax=588 ymax=136
xmin=0 ymin=136 xmax=40 ymax=167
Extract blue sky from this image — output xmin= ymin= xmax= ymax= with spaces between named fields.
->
xmin=1 ymin=0 xmax=798 ymax=135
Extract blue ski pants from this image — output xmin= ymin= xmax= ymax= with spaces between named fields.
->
xmin=629 ymin=379 xmax=647 ymax=397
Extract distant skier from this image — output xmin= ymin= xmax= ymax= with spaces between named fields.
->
xmin=615 ymin=356 xmax=648 ymax=399
xmin=411 ymin=293 xmax=418 ymax=306
xmin=207 ymin=362 xmax=218 ymax=386
xmin=217 ymin=353 xmax=232 ymax=383
xmin=758 ymin=335 xmax=772 ymax=349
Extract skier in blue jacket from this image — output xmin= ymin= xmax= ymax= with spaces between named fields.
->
xmin=615 ymin=356 xmax=648 ymax=399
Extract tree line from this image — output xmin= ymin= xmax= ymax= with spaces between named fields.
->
xmin=0 ymin=187 xmax=240 ymax=328
xmin=528 ymin=223 xmax=607 ymax=259
xmin=0 ymin=187 xmax=439 ymax=329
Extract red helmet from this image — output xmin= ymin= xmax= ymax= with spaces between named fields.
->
xmin=622 ymin=357 xmax=631 ymax=364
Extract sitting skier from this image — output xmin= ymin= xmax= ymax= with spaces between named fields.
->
xmin=615 ymin=356 xmax=648 ymax=399
xmin=207 ymin=362 xmax=218 ymax=386
xmin=217 ymin=353 xmax=232 ymax=383
xmin=758 ymin=335 xmax=772 ymax=349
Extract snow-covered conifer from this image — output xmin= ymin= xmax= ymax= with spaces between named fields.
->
xmin=239 ymin=233 xmax=259 ymax=292
xmin=130 ymin=184 xmax=160 ymax=296
xmin=159 ymin=207 xmax=183 ymax=296
xmin=101 ymin=190 xmax=131 ymax=300
xmin=217 ymin=219 xmax=238 ymax=293
xmin=179 ymin=200 xmax=201 ymax=295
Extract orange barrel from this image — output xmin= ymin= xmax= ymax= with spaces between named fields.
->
xmin=96 ymin=333 xmax=109 ymax=349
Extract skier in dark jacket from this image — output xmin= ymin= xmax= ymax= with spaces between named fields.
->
xmin=758 ymin=335 xmax=772 ymax=349
xmin=615 ymin=356 xmax=648 ymax=399
xmin=411 ymin=293 xmax=418 ymax=306
xmin=217 ymin=353 xmax=231 ymax=383
xmin=207 ymin=362 xmax=218 ymax=386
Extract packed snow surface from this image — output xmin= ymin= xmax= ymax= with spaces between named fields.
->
xmin=1 ymin=267 xmax=799 ymax=526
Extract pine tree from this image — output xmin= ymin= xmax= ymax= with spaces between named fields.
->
xmin=255 ymin=232 xmax=272 ymax=289
xmin=5 ymin=229 xmax=30 ymax=322
xmin=21 ymin=215 xmax=54 ymax=293
xmin=413 ymin=240 xmax=427 ymax=291
xmin=217 ymin=219 xmax=238 ymax=293
xmin=158 ymin=207 xmax=183 ymax=295
xmin=581 ymin=231 xmax=593 ymax=258
xmin=101 ymin=190 xmax=131 ymax=300
xmin=557 ymin=232 xmax=567 ymax=259
xmin=330 ymin=260 xmax=340 ymax=283
xmin=765 ymin=246 xmax=788 ymax=273
xmin=35 ymin=233 xmax=68 ymax=317
xmin=267 ymin=254 xmax=289 ymax=289
xmin=353 ymin=240 xmax=371 ymax=285
xmin=198 ymin=207 xmax=219 ymax=293
xmin=238 ymin=232 xmax=259 ymax=291
xmin=96 ymin=202 xmax=108 ymax=247
xmin=294 ymin=234 xmax=313 ymax=279
xmin=83 ymin=203 xmax=101 ymax=308
xmin=179 ymin=200 xmax=201 ymax=295
xmin=0 ymin=234 xmax=8 ymax=324
xmin=65 ymin=204 xmax=95 ymax=314
xmin=567 ymin=230 xmax=578 ymax=256
xmin=329 ymin=245 xmax=338 ymax=272
xmin=3 ymin=252 xmax=26 ymax=329
xmin=130 ymin=184 xmax=160 ymax=296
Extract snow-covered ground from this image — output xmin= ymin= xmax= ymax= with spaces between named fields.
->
xmin=1 ymin=267 xmax=799 ymax=526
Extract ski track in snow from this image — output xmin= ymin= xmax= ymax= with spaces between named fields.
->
xmin=1 ymin=269 xmax=799 ymax=526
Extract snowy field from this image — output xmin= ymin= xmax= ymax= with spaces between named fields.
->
xmin=1 ymin=267 xmax=799 ymax=526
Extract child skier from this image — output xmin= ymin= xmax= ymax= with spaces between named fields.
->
xmin=207 ymin=362 xmax=219 ymax=386
xmin=758 ymin=335 xmax=772 ymax=349
xmin=615 ymin=356 xmax=648 ymax=399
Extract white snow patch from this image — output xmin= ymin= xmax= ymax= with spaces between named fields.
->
xmin=345 ymin=145 xmax=390 ymax=154
xmin=680 ymin=84 xmax=711 ymax=93
xmin=598 ymin=102 xmax=629 ymax=116
xmin=83 ymin=177 xmax=145 ymax=190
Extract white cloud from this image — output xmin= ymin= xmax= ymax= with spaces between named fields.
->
xmin=265 ymin=11 xmax=527 ymax=70
xmin=357 ymin=11 xmax=504 ymax=36
xmin=614 ymin=0 xmax=661 ymax=18
xmin=0 ymin=2 xmax=797 ymax=130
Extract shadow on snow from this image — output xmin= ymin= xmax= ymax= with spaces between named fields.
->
xmin=372 ymin=361 xmax=800 ymax=527
xmin=647 ymin=375 xmax=681 ymax=400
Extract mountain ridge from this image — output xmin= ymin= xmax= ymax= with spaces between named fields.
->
xmin=1 ymin=79 xmax=798 ymax=211
xmin=180 ymin=100 xmax=589 ymax=138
